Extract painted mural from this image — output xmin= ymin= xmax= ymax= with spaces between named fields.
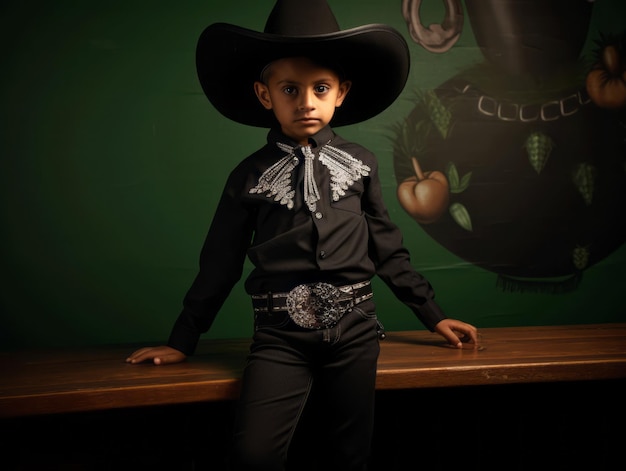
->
xmin=392 ymin=0 xmax=626 ymax=293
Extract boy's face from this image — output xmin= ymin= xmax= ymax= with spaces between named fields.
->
xmin=254 ymin=57 xmax=351 ymax=145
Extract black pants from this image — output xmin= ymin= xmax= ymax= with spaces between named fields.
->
xmin=230 ymin=299 xmax=380 ymax=471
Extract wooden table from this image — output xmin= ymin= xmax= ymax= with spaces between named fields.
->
xmin=1 ymin=323 xmax=625 ymax=418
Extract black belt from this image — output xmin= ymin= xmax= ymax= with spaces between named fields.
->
xmin=251 ymin=281 xmax=373 ymax=329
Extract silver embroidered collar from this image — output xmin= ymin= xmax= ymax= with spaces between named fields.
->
xmin=248 ymin=142 xmax=370 ymax=212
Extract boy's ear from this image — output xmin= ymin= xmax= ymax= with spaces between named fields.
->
xmin=335 ymin=80 xmax=352 ymax=107
xmin=254 ymin=81 xmax=273 ymax=110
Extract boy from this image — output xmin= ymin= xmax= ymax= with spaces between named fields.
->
xmin=127 ymin=1 xmax=478 ymax=469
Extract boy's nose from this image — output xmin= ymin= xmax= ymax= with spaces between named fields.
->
xmin=298 ymin=90 xmax=315 ymax=110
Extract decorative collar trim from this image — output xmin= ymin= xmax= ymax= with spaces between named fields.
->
xmin=248 ymin=142 xmax=370 ymax=212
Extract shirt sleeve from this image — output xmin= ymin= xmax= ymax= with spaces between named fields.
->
xmin=362 ymin=153 xmax=447 ymax=331
xmin=167 ymin=169 xmax=254 ymax=355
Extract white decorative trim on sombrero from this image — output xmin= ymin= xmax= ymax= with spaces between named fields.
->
xmin=248 ymin=142 xmax=370 ymax=212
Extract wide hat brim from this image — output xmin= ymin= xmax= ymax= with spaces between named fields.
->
xmin=196 ymin=23 xmax=410 ymax=127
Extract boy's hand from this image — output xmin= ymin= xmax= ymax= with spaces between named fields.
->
xmin=126 ymin=345 xmax=187 ymax=365
xmin=434 ymin=318 xmax=479 ymax=349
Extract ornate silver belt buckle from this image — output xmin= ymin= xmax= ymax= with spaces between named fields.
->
xmin=286 ymin=283 xmax=353 ymax=329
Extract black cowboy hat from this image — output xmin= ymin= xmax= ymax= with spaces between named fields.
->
xmin=196 ymin=0 xmax=410 ymax=128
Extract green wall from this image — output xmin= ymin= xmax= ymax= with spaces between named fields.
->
xmin=1 ymin=0 xmax=625 ymax=350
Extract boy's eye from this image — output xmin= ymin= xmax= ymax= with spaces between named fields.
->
xmin=283 ymin=86 xmax=296 ymax=95
xmin=315 ymin=85 xmax=329 ymax=93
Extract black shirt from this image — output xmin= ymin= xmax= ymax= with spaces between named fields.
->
xmin=168 ymin=126 xmax=446 ymax=355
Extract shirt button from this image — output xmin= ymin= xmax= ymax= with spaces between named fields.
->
xmin=320 ymin=250 xmax=326 ymax=259
xmin=315 ymin=212 xmax=323 ymax=219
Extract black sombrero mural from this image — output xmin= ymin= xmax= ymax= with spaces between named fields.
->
xmin=392 ymin=0 xmax=626 ymax=293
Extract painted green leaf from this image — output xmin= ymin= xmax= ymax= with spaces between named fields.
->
xmin=449 ymin=202 xmax=472 ymax=231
